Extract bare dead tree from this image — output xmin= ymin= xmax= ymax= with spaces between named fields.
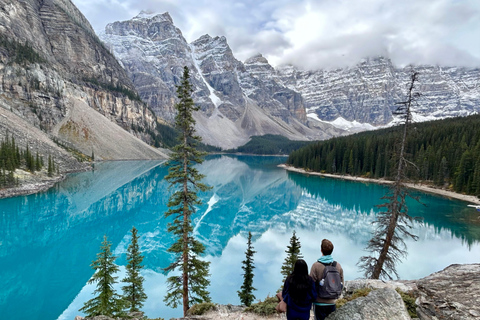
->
xmin=358 ymin=71 xmax=421 ymax=280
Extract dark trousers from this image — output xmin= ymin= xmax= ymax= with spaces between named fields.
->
xmin=314 ymin=304 xmax=336 ymax=320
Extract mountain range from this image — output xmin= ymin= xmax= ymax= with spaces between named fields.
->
xmin=100 ymin=11 xmax=480 ymax=149
xmin=1 ymin=2 xmax=479 ymax=162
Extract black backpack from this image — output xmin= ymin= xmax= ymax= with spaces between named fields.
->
xmin=317 ymin=261 xmax=342 ymax=299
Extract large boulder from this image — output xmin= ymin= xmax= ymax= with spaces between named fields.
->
xmin=345 ymin=279 xmax=416 ymax=294
xmin=415 ymin=263 xmax=480 ymax=320
xmin=325 ymin=288 xmax=410 ymax=320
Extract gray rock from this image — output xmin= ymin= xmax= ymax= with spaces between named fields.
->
xmin=326 ymin=288 xmax=411 ymax=320
xmin=415 ymin=263 xmax=480 ymax=320
xmin=276 ymin=57 xmax=480 ymax=126
xmin=0 ymin=0 xmax=164 ymax=164
xmin=345 ymin=279 xmax=416 ymax=294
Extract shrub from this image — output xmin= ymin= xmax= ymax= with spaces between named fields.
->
xmin=336 ymin=287 xmax=372 ymax=308
xmin=396 ymin=288 xmax=417 ymax=318
xmin=244 ymin=296 xmax=278 ymax=316
xmin=187 ymin=302 xmax=217 ymax=315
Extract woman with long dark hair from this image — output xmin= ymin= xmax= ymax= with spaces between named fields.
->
xmin=282 ymin=259 xmax=317 ymax=320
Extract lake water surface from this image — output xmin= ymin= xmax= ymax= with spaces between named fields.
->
xmin=1 ymin=155 xmax=479 ymax=320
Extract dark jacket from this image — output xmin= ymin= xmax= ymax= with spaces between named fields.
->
xmin=282 ymin=276 xmax=317 ymax=320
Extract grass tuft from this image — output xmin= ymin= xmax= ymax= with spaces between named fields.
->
xmin=244 ymin=296 xmax=278 ymax=316
xmin=187 ymin=302 xmax=217 ymax=315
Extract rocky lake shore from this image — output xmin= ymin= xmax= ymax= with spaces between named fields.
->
xmin=279 ymin=164 xmax=480 ymax=205
xmin=0 ymin=165 xmax=91 ymax=199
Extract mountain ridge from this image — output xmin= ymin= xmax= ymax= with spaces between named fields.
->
xmin=0 ymin=0 xmax=168 ymax=164
xmin=101 ymin=12 xmax=341 ymax=149
xmin=100 ymin=12 xmax=480 ymax=149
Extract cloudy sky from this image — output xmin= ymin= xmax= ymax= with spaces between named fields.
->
xmin=72 ymin=0 xmax=480 ymax=70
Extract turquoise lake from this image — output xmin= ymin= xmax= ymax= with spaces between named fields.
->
xmin=1 ymin=155 xmax=479 ymax=320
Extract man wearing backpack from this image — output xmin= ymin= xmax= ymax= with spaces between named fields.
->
xmin=310 ymin=239 xmax=344 ymax=320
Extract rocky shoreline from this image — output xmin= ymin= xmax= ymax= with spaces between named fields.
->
xmin=0 ymin=165 xmax=91 ymax=199
xmin=279 ymin=164 xmax=480 ymax=205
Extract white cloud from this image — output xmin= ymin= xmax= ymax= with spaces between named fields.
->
xmin=72 ymin=0 xmax=480 ymax=69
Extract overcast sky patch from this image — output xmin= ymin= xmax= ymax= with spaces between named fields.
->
xmin=72 ymin=0 xmax=480 ymax=70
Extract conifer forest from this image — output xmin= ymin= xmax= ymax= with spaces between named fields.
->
xmin=287 ymin=114 xmax=480 ymax=196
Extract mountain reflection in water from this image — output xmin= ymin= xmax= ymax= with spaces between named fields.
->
xmin=0 ymin=155 xmax=479 ymax=320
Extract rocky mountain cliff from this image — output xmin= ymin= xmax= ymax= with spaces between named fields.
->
xmin=0 ymin=0 xmax=167 ymax=162
xmin=101 ymin=12 xmax=341 ymax=149
xmin=276 ymin=57 xmax=480 ymax=127
xmin=100 ymin=12 xmax=480 ymax=148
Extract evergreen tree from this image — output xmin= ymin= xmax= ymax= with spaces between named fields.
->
xmin=47 ymin=155 xmax=53 ymax=177
xmin=358 ymin=71 xmax=420 ymax=279
xmin=35 ymin=152 xmax=41 ymax=172
xmin=25 ymin=144 xmax=33 ymax=172
xmin=80 ymin=235 xmax=126 ymax=317
xmin=280 ymin=230 xmax=303 ymax=282
xmin=122 ymin=227 xmax=147 ymax=312
xmin=237 ymin=232 xmax=256 ymax=306
xmin=163 ymin=66 xmax=212 ymax=316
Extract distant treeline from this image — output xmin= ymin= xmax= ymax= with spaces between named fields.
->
xmin=0 ymin=134 xmax=57 ymax=188
xmin=83 ymin=77 xmax=142 ymax=102
xmin=226 ymin=134 xmax=311 ymax=155
xmin=0 ymin=35 xmax=45 ymax=65
xmin=156 ymin=122 xmax=221 ymax=152
xmin=287 ymin=114 xmax=480 ymax=196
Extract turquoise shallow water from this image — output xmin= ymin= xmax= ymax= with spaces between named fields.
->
xmin=1 ymin=155 xmax=479 ymax=320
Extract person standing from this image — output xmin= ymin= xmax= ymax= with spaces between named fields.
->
xmin=282 ymin=259 xmax=317 ymax=320
xmin=310 ymin=239 xmax=344 ymax=320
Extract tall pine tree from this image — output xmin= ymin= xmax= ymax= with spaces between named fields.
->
xmin=280 ymin=230 xmax=303 ymax=282
xmin=163 ymin=66 xmax=212 ymax=316
xmin=80 ymin=235 xmax=126 ymax=317
xmin=122 ymin=226 xmax=147 ymax=312
xmin=237 ymin=232 xmax=256 ymax=306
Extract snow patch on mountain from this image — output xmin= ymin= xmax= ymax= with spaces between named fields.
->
xmin=190 ymin=43 xmax=222 ymax=109
xmin=308 ymin=114 xmax=377 ymax=132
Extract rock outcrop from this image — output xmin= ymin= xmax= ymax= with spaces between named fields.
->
xmin=174 ymin=264 xmax=479 ymax=320
xmin=415 ymin=263 xmax=480 ymax=320
xmin=0 ymin=0 xmax=167 ymax=161
xmin=71 ymin=264 xmax=479 ymax=320
xmin=326 ymin=288 xmax=411 ymax=320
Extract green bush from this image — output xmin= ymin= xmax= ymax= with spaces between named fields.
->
xmin=396 ymin=288 xmax=417 ymax=318
xmin=187 ymin=302 xmax=217 ymax=315
xmin=244 ymin=296 xmax=278 ymax=316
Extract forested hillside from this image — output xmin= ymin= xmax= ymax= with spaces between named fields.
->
xmin=226 ymin=135 xmax=311 ymax=155
xmin=287 ymin=114 xmax=480 ymax=196
xmin=0 ymin=134 xmax=55 ymax=188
